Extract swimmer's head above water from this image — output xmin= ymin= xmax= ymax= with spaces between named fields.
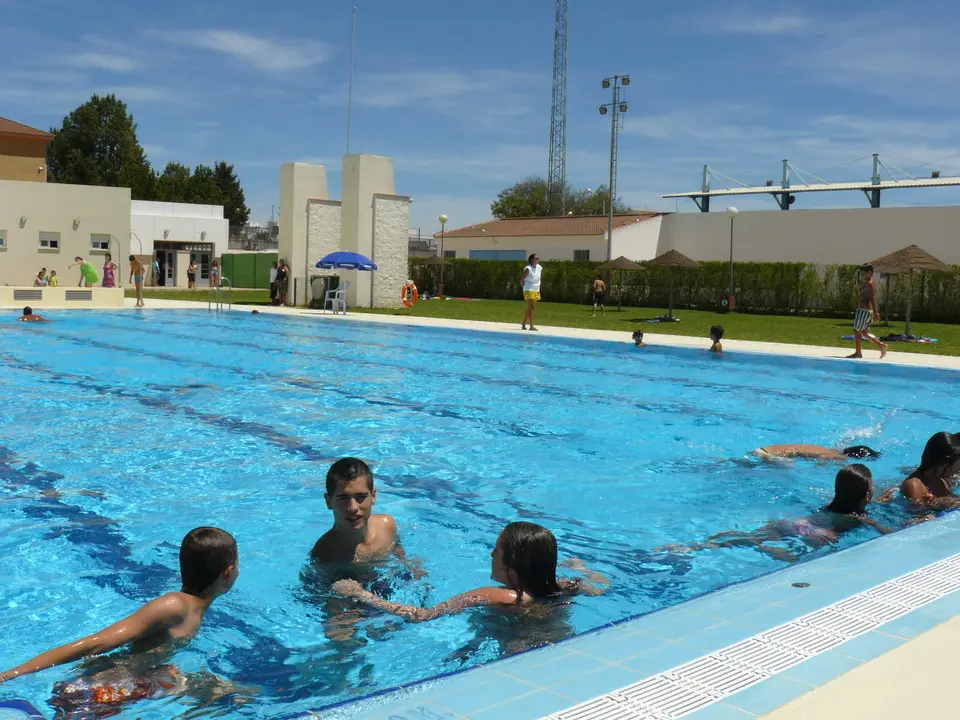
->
xmin=325 ymin=457 xmax=376 ymax=533
xmin=180 ymin=527 xmax=239 ymax=597
xmin=492 ymin=521 xmax=561 ymax=599
xmin=825 ymin=464 xmax=874 ymax=516
xmin=632 ymin=330 xmax=645 ymax=346
xmin=841 ymin=445 xmax=880 ymax=460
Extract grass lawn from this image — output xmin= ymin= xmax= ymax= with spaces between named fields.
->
xmin=358 ymin=299 xmax=960 ymax=356
xmin=125 ymin=288 xmax=271 ymax=304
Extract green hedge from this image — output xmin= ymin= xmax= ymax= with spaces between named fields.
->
xmin=409 ymin=259 xmax=960 ymax=322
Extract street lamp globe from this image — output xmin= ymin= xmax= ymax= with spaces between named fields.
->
xmin=438 ymin=214 xmax=448 ymax=224
xmin=726 ymin=206 xmax=739 ymax=218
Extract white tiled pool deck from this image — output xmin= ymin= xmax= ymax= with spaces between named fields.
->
xmin=12 ymin=299 xmax=960 ymax=719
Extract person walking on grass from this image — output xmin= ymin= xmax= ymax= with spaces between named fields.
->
xmin=592 ymin=275 xmax=607 ymax=317
xmin=848 ymin=263 xmax=888 ymax=360
xmin=521 ymin=254 xmax=542 ymax=331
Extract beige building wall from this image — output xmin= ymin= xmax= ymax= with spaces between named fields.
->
xmin=279 ymin=162 xmax=328 ymax=306
xmin=610 ymin=215 xmax=663 ymax=260
xmin=440 ymin=234 xmax=607 ymax=261
xmin=341 ymin=155 xmax=396 ymax=307
xmin=0 ymin=137 xmax=48 ymax=182
xmin=657 ymin=206 xmax=960 ymax=265
xmin=372 ymin=194 xmax=412 ymax=308
xmin=0 ymin=179 xmax=130 ymax=287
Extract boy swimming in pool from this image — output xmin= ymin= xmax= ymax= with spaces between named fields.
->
xmin=311 ymin=458 xmax=402 ymax=564
xmin=709 ymin=325 xmax=724 ymax=354
xmin=0 ymin=527 xmax=239 ymax=703
xmin=753 ymin=444 xmax=880 ymax=462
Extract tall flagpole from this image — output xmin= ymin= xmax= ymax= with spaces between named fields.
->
xmin=346 ymin=7 xmax=357 ymax=156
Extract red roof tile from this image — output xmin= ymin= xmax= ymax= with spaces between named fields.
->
xmin=0 ymin=116 xmax=54 ymax=141
xmin=434 ymin=212 xmax=663 ymax=239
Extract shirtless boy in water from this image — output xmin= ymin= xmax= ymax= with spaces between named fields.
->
xmin=311 ymin=458 xmax=401 ymax=564
xmin=0 ymin=528 xmax=240 ymax=710
xmin=754 ymin=444 xmax=880 ymax=462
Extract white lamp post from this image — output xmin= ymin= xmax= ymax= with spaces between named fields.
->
xmin=726 ymin=206 xmax=739 ymax=308
xmin=438 ymin=214 xmax=448 ymax=294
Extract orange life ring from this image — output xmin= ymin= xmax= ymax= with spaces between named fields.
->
xmin=401 ymin=281 xmax=419 ymax=307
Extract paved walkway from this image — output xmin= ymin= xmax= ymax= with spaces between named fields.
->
xmin=761 ymin=617 xmax=959 ymax=719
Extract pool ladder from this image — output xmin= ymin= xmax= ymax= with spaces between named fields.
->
xmin=208 ymin=277 xmax=233 ymax=313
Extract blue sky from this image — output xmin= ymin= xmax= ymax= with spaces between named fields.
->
xmin=3 ymin=0 xmax=959 ymax=233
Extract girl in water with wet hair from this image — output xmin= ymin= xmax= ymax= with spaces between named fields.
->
xmin=333 ymin=522 xmax=608 ymax=621
xmin=657 ymin=465 xmax=891 ymax=562
xmin=885 ymin=432 xmax=960 ymax=505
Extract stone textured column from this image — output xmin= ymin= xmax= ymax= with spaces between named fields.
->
xmin=372 ymin=194 xmax=412 ymax=308
xmin=306 ymin=199 xmax=342 ymax=305
xmin=340 ymin=155 xmax=395 ymax=307
xmin=279 ymin=163 xmax=328 ymax=306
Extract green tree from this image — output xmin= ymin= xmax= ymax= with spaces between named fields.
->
xmin=491 ymin=177 xmax=629 ymax=219
xmin=47 ymin=94 xmax=155 ymax=200
xmin=188 ymin=164 xmax=223 ymax=206
xmin=154 ymin=162 xmax=192 ymax=203
xmin=213 ymin=161 xmax=250 ymax=227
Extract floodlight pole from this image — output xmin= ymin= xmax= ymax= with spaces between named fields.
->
xmin=600 ymin=75 xmax=629 ymax=261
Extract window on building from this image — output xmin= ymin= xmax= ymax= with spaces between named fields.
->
xmin=574 ymin=249 xmax=590 ymax=261
xmin=0 ymin=230 xmax=6 ymax=248
xmin=39 ymin=231 xmax=61 ymax=250
xmin=443 ymin=250 xmax=457 ymax=258
xmin=91 ymin=233 xmax=111 ymax=251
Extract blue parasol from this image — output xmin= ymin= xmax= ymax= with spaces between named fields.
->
xmin=315 ymin=251 xmax=377 ymax=271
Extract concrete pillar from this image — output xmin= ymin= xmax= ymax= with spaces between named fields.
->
xmin=175 ymin=250 xmax=190 ymax=287
xmin=340 ymin=155 xmax=396 ymax=307
xmin=279 ymin=163 xmax=328 ymax=306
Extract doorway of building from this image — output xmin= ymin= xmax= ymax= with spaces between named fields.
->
xmin=156 ymin=250 xmax=175 ymax=287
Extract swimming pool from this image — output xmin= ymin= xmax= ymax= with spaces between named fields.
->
xmin=0 ymin=309 xmax=955 ymax=718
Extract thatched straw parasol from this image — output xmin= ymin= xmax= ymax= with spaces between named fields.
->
xmin=599 ymin=255 xmax=646 ymax=311
xmin=870 ymin=245 xmax=953 ymax=337
xmin=645 ymin=249 xmax=699 ymax=319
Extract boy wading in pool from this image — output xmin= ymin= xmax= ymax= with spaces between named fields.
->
xmin=0 ymin=528 xmax=239 ymax=698
xmin=311 ymin=458 xmax=401 ymax=564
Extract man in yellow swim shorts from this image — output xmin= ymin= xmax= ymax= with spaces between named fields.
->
xmin=521 ymin=253 xmax=542 ymax=331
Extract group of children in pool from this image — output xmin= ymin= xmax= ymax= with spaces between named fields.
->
xmin=2 ymin=436 xmax=958 ymax=712
xmin=632 ymin=325 xmax=725 ymax=353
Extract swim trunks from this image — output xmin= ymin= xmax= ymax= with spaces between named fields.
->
xmin=853 ymin=308 xmax=873 ymax=332
xmin=49 ymin=665 xmax=185 ymax=716
xmin=523 ymin=291 xmax=540 ymax=302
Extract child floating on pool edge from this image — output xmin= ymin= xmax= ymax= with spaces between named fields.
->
xmin=0 ymin=528 xmax=240 ymax=704
xmin=332 ymin=521 xmax=609 ymax=622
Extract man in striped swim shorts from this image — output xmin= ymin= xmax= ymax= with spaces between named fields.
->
xmin=848 ymin=263 xmax=888 ymax=360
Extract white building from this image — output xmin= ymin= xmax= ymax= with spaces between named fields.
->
xmin=130 ymin=201 xmax=229 ymax=287
xmin=434 ymin=213 xmax=665 ymax=262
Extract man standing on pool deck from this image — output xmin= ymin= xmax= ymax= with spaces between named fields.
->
xmin=521 ymin=253 xmax=542 ymax=331
xmin=848 ymin=263 xmax=888 ymax=360
xmin=129 ymin=255 xmax=145 ymax=307
xmin=311 ymin=458 xmax=400 ymax=564
xmin=592 ymin=275 xmax=607 ymax=317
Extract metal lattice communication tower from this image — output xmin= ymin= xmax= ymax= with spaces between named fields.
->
xmin=547 ymin=0 xmax=568 ymax=216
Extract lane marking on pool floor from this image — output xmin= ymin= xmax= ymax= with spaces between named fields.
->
xmin=544 ymin=552 xmax=960 ymax=720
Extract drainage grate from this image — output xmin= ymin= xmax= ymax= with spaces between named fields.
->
xmin=65 ymin=290 xmax=93 ymax=302
xmin=13 ymin=289 xmax=42 ymax=301
xmin=546 ymin=551 xmax=960 ymax=720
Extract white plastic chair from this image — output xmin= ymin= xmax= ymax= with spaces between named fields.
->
xmin=323 ymin=280 xmax=350 ymax=314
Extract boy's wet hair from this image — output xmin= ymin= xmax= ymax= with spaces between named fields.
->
xmin=23 ymin=306 xmax=32 ymax=316
xmin=825 ymin=464 xmax=874 ymax=516
xmin=842 ymin=445 xmax=880 ymax=460
xmin=179 ymin=527 xmax=237 ymax=595
xmin=710 ymin=325 xmax=725 ymax=341
xmin=499 ymin=521 xmax=562 ymax=598
xmin=859 ymin=263 xmax=874 ymax=273
xmin=326 ymin=457 xmax=373 ymax=496
xmin=632 ymin=330 xmax=644 ymax=343
xmin=919 ymin=431 xmax=960 ymax=471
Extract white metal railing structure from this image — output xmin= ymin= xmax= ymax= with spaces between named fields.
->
xmin=208 ymin=277 xmax=233 ymax=313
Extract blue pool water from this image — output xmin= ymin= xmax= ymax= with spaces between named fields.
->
xmin=0 ymin=310 xmax=956 ymax=718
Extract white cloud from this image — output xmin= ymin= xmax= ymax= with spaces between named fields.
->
xmin=685 ymin=12 xmax=811 ymax=36
xmin=71 ymin=52 xmax=138 ymax=73
xmin=147 ymin=29 xmax=331 ymax=72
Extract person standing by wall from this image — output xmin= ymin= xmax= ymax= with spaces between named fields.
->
xmin=69 ymin=257 xmax=98 ymax=288
xmin=275 ymin=259 xmax=289 ymax=306
xmin=210 ymin=260 xmax=220 ymax=289
xmin=101 ymin=253 xmax=118 ymax=288
xmin=520 ymin=253 xmax=542 ymax=331
xmin=187 ymin=260 xmax=198 ymax=290
xmin=269 ymin=261 xmax=278 ymax=305
xmin=129 ymin=255 xmax=145 ymax=308
xmin=848 ymin=263 xmax=888 ymax=360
